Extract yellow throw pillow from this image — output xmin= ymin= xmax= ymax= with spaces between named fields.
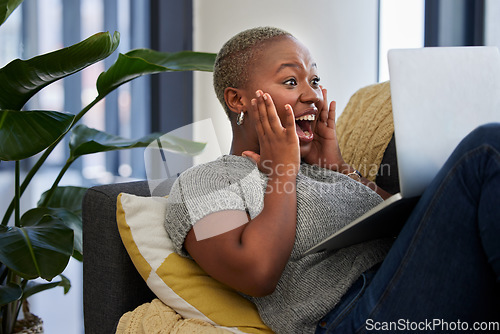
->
xmin=116 ymin=192 xmax=273 ymax=334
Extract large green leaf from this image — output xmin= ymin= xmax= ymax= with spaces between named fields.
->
xmin=126 ymin=49 xmax=216 ymax=71
xmin=0 ymin=31 xmax=120 ymax=110
xmin=0 ymin=215 xmax=73 ymax=280
xmin=0 ymin=0 xmax=23 ymax=27
xmin=36 ymin=187 xmax=86 ymax=261
xmin=0 ymin=109 xmax=74 ymax=161
xmin=22 ymin=207 xmax=82 ymax=257
xmin=0 ymin=282 xmax=22 ymax=307
xmin=23 ymin=274 xmax=71 ymax=300
xmin=69 ymin=124 xmax=206 ymax=160
xmin=96 ymin=49 xmax=216 ymax=98
xmin=37 ymin=186 xmax=88 ymax=217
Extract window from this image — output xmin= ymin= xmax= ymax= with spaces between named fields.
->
xmin=378 ymin=0 xmax=425 ymax=82
xmin=485 ymin=0 xmax=500 ymax=48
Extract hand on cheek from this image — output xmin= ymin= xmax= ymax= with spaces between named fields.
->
xmin=242 ymin=90 xmax=300 ymax=178
xmin=303 ymin=88 xmax=345 ymax=170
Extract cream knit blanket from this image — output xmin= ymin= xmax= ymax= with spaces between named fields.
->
xmin=116 ymin=299 xmax=231 ymax=334
xmin=337 ymin=81 xmax=394 ymax=181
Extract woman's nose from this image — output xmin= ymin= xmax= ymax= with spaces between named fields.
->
xmin=299 ymin=85 xmax=321 ymax=104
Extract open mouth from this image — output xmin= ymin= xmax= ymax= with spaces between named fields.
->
xmin=295 ymin=114 xmax=315 ymax=141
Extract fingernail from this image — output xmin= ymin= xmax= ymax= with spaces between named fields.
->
xmin=256 ymin=90 xmax=261 ymax=97
xmin=263 ymin=93 xmax=268 ymax=101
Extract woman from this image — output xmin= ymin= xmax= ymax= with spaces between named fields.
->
xmin=165 ymin=27 xmax=500 ymax=333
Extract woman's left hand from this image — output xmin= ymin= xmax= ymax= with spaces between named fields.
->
xmin=302 ymin=88 xmax=346 ymax=171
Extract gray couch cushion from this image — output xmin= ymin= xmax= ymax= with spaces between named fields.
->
xmin=82 ymin=179 xmax=175 ymax=334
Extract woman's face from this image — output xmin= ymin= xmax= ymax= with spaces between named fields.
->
xmin=241 ymin=36 xmax=324 ymax=156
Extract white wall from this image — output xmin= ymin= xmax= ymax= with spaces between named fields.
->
xmin=193 ymin=0 xmax=379 ymax=155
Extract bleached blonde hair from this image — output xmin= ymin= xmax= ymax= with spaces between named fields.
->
xmin=213 ymin=27 xmax=293 ymax=118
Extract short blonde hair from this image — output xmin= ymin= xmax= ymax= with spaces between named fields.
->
xmin=213 ymin=27 xmax=293 ymax=118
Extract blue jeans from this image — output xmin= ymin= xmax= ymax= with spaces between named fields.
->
xmin=316 ymin=123 xmax=500 ymax=333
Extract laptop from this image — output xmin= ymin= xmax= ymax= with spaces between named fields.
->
xmin=305 ymin=46 xmax=500 ymax=255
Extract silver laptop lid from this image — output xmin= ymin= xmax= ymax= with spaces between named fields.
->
xmin=388 ymin=46 xmax=500 ymax=198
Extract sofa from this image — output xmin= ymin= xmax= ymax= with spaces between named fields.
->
xmin=82 ymin=81 xmax=400 ymax=333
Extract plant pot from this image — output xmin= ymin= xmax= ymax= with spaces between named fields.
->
xmin=13 ymin=313 xmax=43 ymax=334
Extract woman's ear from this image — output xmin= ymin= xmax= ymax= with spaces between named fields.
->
xmin=224 ymin=87 xmax=246 ymax=114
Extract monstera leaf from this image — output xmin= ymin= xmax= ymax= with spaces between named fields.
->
xmin=0 ymin=282 xmax=22 ymax=307
xmin=0 ymin=31 xmax=119 ymax=110
xmin=68 ymin=124 xmax=206 ymax=160
xmin=37 ymin=186 xmax=88 ymax=217
xmin=0 ymin=215 xmax=73 ymax=280
xmin=36 ymin=186 xmax=87 ymax=260
xmin=96 ymin=48 xmax=216 ymax=98
xmin=0 ymin=0 xmax=23 ymax=27
xmin=22 ymin=274 xmax=71 ymax=299
xmin=0 ymin=109 xmax=75 ymax=161
xmin=21 ymin=207 xmax=82 ymax=259
xmin=0 ymin=276 xmax=70 ymax=307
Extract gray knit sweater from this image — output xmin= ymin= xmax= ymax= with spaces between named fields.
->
xmin=164 ymin=155 xmax=391 ymax=333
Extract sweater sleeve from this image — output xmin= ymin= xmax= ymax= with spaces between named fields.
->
xmin=164 ymin=159 xmax=250 ymax=256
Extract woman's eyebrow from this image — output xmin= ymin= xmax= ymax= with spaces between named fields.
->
xmin=276 ymin=62 xmax=317 ymax=74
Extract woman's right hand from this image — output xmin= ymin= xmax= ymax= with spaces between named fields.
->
xmin=242 ymin=90 xmax=300 ymax=179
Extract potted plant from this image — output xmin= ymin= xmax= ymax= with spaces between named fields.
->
xmin=0 ymin=0 xmax=215 ymax=332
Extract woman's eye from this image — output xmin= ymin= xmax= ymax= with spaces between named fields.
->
xmin=311 ymin=77 xmax=321 ymax=87
xmin=284 ymin=78 xmax=297 ymax=86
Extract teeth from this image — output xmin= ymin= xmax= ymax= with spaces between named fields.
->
xmin=295 ymin=114 xmax=315 ymax=121
xmin=303 ymin=131 xmax=311 ymax=137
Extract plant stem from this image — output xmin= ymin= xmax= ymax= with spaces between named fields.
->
xmin=13 ymin=280 xmax=28 ymax=330
xmin=15 ymin=161 xmax=20 ymax=228
xmin=39 ymin=159 xmax=75 ymax=208
xmin=3 ymin=271 xmax=20 ymax=334
xmin=1 ymin=96 xmax=104 ymax=226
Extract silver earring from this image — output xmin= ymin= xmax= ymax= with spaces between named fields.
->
xmin=236 ymin=111 xmax=245 ymax=125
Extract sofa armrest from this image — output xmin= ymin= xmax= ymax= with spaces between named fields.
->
xmin=375 ymin=135 xmax=400 ymax=195
xmin=82 ymin=179 xmax=174 ymax=334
